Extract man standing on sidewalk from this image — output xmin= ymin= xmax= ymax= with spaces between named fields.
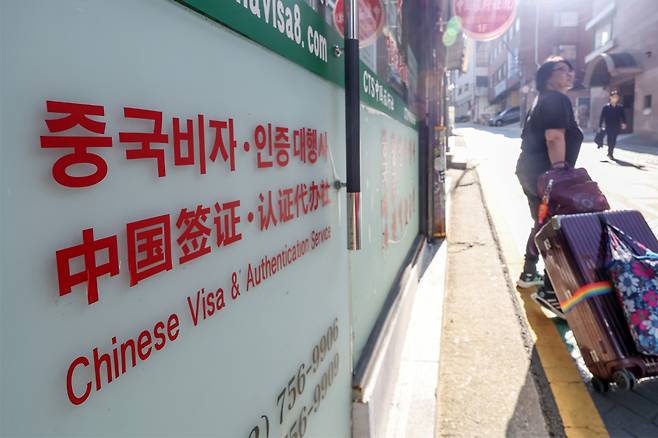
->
xmin=598 ymin=90 xmax=627 ymax=160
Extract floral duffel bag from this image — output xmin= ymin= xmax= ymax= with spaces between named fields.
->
xmin=603 ymin=218 xmax=658 ymax=355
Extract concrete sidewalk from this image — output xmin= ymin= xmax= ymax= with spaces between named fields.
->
xmin=435 ymin=165 xmax=561 ymax=437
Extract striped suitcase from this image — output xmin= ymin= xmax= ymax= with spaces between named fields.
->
xmin=535 ymin=210 xmax=658 ymax=391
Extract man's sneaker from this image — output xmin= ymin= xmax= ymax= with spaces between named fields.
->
xmin=517 ymin=271 xmax=544 ymax=289
xmin=531 ymin=287 xmax=566 ymax=320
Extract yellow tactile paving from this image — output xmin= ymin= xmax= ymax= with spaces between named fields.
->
xmin=477 ymin=170 xmax=609 ymax=438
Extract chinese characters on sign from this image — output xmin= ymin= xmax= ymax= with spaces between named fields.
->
xmin=55 ymin=180 xmax=332 ymax=305
xmin=380 ymin=128 xmax=417 ymax=249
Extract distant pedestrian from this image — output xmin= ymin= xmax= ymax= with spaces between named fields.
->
xmin=515 ymin=56 xmax=583 ymax=319
xmin=598 ymin=90 xmax=627 ymax=160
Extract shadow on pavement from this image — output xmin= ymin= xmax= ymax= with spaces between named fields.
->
xmin=602 ymin=157 xmax=647 ymax=170
xmin=614 ymin=143 xmax=658 ymax=156
xmin=506 ymin=357 xmax=565 ymax=438
xmin=582 ymin=132 xmax=658 ymax=157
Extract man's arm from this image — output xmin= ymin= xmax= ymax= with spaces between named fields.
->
xmin=619 ymin=106 xmax=627 ymax=129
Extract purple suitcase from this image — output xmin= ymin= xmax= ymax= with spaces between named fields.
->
xmin=535 ymin=210 xmax=658 ymax=391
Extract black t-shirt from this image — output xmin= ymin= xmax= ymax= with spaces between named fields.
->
xmin=516 ymin=90 xmax=583 ymax=192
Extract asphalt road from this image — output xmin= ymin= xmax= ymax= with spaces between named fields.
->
xmin=455 ymin=123 xmax=658 ymax=258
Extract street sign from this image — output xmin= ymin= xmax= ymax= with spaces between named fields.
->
xmin=453 ymin=0 xmax=517 ymax=41
xmin=333 ymin=0 xmax=385 ymax=47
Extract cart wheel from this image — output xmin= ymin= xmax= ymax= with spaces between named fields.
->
xmin=613 ymin=369 xmax=637 ymax=391
xmin=590 ymin=376 xmax=610 ymax=393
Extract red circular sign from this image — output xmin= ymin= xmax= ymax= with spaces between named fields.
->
xmin=334 ymin=0 xmax=385 ymax=47
xmin=453 ymin=0 xmax=517 ymax=41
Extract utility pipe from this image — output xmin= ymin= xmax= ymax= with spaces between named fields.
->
xmin=345 ymin=0 xmax=361 ymax=250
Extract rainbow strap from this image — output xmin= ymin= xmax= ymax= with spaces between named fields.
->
xmin=560 ymin=281 xmax=613 ymax=313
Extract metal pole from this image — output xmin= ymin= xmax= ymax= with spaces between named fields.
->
xmin=345 ymin=0 xmax=361 ymax=250
xmin=534 ymin=1 xmax=540 ymax=68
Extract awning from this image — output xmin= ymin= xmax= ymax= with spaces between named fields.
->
xmin=584 ymin=52 xmax=643 ymax=87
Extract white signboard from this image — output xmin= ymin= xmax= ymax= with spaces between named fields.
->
xmin=1 ymin=2 xmax=421 ymax=437
xmin=1 ymin=1 xmax=351 ymax=436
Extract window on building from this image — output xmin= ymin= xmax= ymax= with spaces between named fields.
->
xmin=554 ymin=11 xmax=579 ymax=27
xmin=477 ymin=45 xmax=488 ymax=66
xmin=464 ymin=83 xmax=469 ymax=92
xmin=594 ymin=19 xmax=613 ymax=49
xmin=476 ymin=76 xmax=489 ymax=87
xmin=644 ymin=95 xmax=652 ymax=110
xmin=556 ymin=44 xmax=577 ymax=62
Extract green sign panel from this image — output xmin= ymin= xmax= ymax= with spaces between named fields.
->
xmin=176 ymin=0 xmax=417 ymax=128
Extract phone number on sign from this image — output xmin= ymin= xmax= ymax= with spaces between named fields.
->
xmin=247 ymin=318 xmax=340 ymax=438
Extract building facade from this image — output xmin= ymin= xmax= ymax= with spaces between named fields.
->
xmin=452 ymin=39 xmax=477 ymax=122
xmin=468 ymin=0 xmax=593 ymax=126
xmin=584 ymin=0 xmax=658 ymax=140
xmin=517 ymin=0 xmax=593 ymax=126
xmin=486 ymin=16 xmax=522 ymax=113
xmin=450 ymin=40 xmax=496 ymax=124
